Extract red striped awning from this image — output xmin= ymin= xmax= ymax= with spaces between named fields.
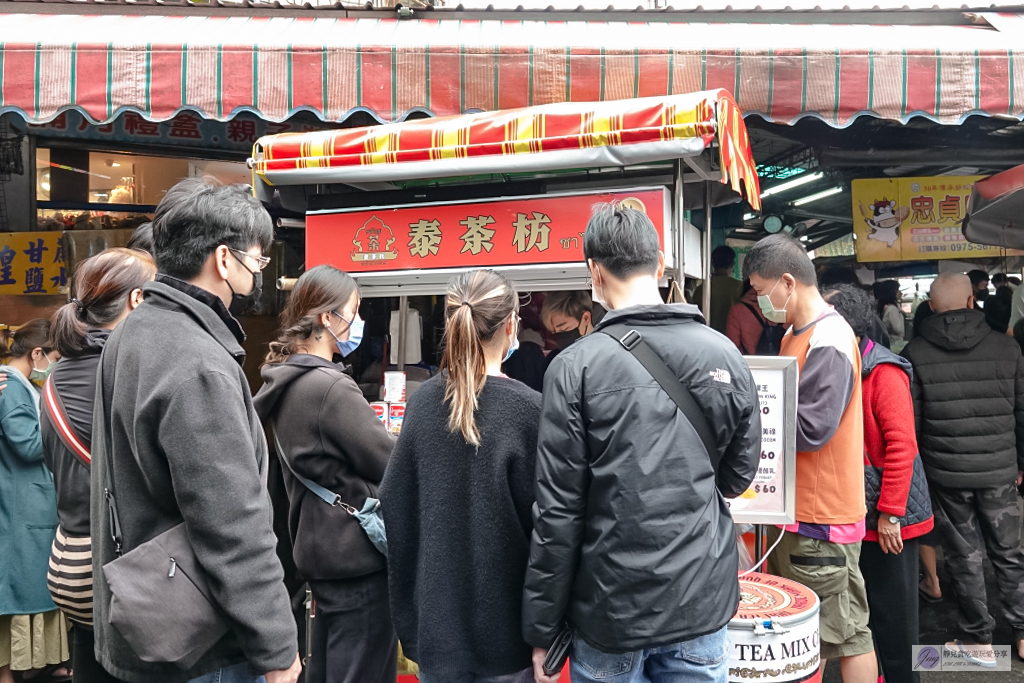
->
xmin=253 ymin=89 xmax=762 ymax=209
xmin=2 ymin=12 xmax=1024 ymax=128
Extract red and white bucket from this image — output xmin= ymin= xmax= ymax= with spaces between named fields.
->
xmin=729 ymin=572 xmax=821 ymax=683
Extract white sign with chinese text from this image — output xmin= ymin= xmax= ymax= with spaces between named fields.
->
xmin=728 ymin=357 xmax=798 ymax=525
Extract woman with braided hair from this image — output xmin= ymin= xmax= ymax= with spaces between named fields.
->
xmin=380 ymin=269 xmax=542 ymax=683
xmin=254 ymin=265 xmax=397 ymax=683
xmin=40 ymin=247 xmax=155 ymax=683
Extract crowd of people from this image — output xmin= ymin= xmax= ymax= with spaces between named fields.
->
xmin=0 ymin=175 xmax=1023 ymax=683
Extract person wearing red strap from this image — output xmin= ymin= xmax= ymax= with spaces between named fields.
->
xmin=41 ymin=248 xmax=155 ymax=683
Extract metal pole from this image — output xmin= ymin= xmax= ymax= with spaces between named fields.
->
xmin=673 ymin=160 xmax=685 ymax=286
xmin=754 ymin=524 xmax=764 ymax=565
xmin=397 ymin=295 xmax=409 ymax=372
xmin=702 ymin=181 xmax=713 ymax=318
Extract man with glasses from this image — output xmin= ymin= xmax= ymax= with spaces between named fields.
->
xmin=91 ymin=179 xmax=300 ymax=683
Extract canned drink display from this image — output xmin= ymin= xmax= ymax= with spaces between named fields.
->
xmin=369 ymin=402 xmax=389 ymax=430
xmin=388 ymin=402 xmax=406 ymax=435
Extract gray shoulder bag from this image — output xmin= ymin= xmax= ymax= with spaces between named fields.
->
xmin=272 ymin=424 xmax=387 ymax=556
xmin=97 ymin=360 xmax=229 ymax=670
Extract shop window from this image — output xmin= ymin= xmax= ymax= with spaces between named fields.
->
xmin=35 ymin=148 xmax=248 ymax=231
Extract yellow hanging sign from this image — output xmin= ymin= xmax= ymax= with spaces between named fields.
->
xmin=0 ymin=231 xmax=66 ymax=295
xmin=852 ymin=176 xmax=1014 ymax=262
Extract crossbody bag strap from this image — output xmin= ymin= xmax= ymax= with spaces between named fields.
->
xmin=271 ymin=423 xmax=357 ymax=515
xmin=600 ymin=324 xmax=719 ymax=468
xmin=42 ymin=374 xmax=92 ymax=467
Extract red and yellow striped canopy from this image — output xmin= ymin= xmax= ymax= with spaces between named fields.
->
xmin=253 ymin=89 xmax=761 ymax=209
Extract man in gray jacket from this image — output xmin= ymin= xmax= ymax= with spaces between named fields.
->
xmin=523 ymin=205 xmax=761 ymax=683
xmin=91 ymin=179 xmax=300 ymax=683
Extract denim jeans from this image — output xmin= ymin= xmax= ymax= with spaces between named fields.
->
xmin=570 ymin=625 xmax=730 ymax=683
xmin=187 ymin=662 xmax=266 ymax=683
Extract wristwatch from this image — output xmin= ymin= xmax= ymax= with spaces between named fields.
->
xmin=887 ymin=515 xmax=900 ymax=525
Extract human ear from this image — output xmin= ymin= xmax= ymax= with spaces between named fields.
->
xmin=214 ymin=245 xmax=232 ymax=280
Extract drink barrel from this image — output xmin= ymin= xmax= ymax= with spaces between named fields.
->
xmin=729 ymin=572 xmax=821 ymax=683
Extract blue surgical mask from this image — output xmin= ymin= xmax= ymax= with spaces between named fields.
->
xmin=327 ymin=313 xmax=364 ymax=357
xmin=501 ymin=315 xmax=520 ymax=364
xmin=757 ymin=279 xmax=791 ymax=325
xmin=502 ymin=335 xmax=519 ymax=364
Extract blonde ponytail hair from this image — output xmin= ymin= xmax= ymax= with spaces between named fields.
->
xmin=441 ymin=269 xmax=518 ymax=446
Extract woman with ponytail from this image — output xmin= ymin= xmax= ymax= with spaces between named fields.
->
xmin=380 ymin=269 xmax=542 ymax=683
xmin=39 ymin=247 xmax=154 ymax=683
xmin=0 ymin=319 xmax=67 ymax=683
xmin=253 ymin=265 xmax=397 ymax=683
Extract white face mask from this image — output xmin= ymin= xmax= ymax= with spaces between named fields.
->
xmin=757 ymin=279 xmax=792 ymax=325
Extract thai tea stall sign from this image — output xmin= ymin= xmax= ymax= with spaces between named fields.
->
xmin=306 ymin=187 xmax=669 ymax=273
xmin=850 ymin=176 xmax=1013 ymax=262
xmin=0 ymin=231 xmax=66 ymax=295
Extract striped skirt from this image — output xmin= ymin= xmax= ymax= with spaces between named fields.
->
xmin=47 ymin=528 xmax=93 ymax=626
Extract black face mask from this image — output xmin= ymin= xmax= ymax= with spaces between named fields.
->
xmin=553 ymin=326 xmax=582 ymax=350
xmin=227 ymin=251 xmax=263 ymax=317
xmin=975 ymin=288 xmax=989 ymax=302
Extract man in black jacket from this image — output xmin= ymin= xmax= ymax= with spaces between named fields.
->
xmin=902 ymin=272 xmax=1024 ymax=663
xmin=91 ymin=180 xmax=300 ymax=683
xmin=522 ymin=205 xmax=761 ymax=683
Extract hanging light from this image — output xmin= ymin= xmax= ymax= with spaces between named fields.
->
xmin=793 ymin=187 xmax=843 ymax=206
xmin=760 ymin=172 xmax=824 ymax=198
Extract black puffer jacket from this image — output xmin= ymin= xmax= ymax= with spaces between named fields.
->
xmin=254 ymin=354 xmax=396 ymax=580
xmin=522 ymin=304 xmax=761 ymax=653
xmin=902 ymin=307 xmax=1024 ymax=488
xmin=41 ymin=329 xmax=109 ymax=536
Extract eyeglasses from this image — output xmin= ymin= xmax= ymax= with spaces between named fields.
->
xmin=228 ymin=248 xmax=271 ymax=271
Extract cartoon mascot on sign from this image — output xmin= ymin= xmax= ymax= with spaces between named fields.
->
xmin=859 ymin=198 xmax=909 ymax=248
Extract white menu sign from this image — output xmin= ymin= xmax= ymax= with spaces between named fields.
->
xmin=727 ymin=356 xmax=798 ymax=525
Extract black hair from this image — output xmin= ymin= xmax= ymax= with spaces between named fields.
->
xmin=873 ymin=280 xmax=901 ymax=317
xmin=742 ymin=234 xmax=817 ymax=287
xmin=150 ymin=179 xmax=273 ymax=280
xmin=992 ymin=273 xmax=1009 ymax=287
xmin=711 ymin=245 xmax=736 ymax=271
xmin=582 ymin=204 xmax=661 ymax=279
xmin=821 ymin=283 xmax=874 ymax=340
xmin=967 ymin=269 xmax=990 ymax=287
xmin=819 ymin=266 xmax=861 ymax=288
xmin=127 ymin=222 xmax=154 ymax=255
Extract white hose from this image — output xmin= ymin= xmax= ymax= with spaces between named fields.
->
xmin=739 ymin=528 xmax=787 ymax=577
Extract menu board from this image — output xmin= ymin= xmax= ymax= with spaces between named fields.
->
xmin=727 ymin=357 xmax=798 ymax=525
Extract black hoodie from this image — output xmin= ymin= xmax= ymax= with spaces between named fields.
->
xmin=41 ymin=329 xmax=109 ymax=536
xmin=902 ymin=307 xmax=1024 ymax=488
xmin=253 ymin=354 xmax=395 ymax=580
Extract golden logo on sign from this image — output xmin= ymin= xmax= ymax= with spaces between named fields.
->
xmin=351 ymin=215 xmax=399 ymax=264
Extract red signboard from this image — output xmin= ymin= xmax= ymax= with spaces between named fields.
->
xmin=306 ymin=188 xmax=669 ymax=273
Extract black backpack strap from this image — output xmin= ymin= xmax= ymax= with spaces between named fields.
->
xmin=600 ymin=324 xmax=718 ymax=467
xmin=742 ymin=301 xmax=769 ymax=331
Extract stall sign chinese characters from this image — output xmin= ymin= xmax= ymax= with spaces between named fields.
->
xmin=0 ymin=231 xmax=66 ymax=295
xmin=306 ymin=188 xmax=669 ymax=273
xmin=852 ymin=176 xmax=1023 ymax=262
